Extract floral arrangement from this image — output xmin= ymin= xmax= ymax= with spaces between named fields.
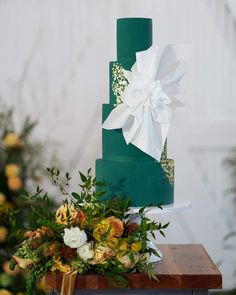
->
xmin=0 ymin=100 xmax=48 ymax=295
xmin=9 ymin=168 xmax=169 ymax=295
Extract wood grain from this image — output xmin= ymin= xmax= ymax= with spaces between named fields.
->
xmin=44 ymin=244 xmax=222 ymax=290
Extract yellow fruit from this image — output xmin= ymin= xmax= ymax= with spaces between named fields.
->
xmin=5 ymin=164 xmax=20 ymax=177
xmin=0 ymin=193 xmax=6 ymax=205
xmin=0 ymin=289 xmax=13 ymax=295
xmin=0 ymin=226 xmax=8 ymax=243
xmin=7 ymin=176 xmax=22 ymax=191
xmin=3 ymin=133 xmax=22 ymax=148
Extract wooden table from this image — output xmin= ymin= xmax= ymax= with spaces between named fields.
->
xmin=45 ymin=244 xmax=222 ymax=294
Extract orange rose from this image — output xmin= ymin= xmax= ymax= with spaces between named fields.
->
xmin=77 ymin=210 xmax=87 ymax=227
xmin=7 ymin=176 xmax=22 ymax=191
xmin=107 ymin=216 xmax=124 ymax=237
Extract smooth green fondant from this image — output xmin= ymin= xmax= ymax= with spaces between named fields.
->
xmin=117 ymin=18 xmax=152 ymax=60
xmin=96 ymin=159 xmax=173 ymax=207
xmin=96 ymin=18 xmax=174 ymax=206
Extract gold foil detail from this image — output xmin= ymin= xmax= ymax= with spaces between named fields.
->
xmin=160 ymin=141 xmax=167 ymax=161
xmin=112 ymin=63 xmax=129 ymax=105
xmin=160 ymin=159 xmax=174 ymax=186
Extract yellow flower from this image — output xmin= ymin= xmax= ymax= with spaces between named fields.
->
xmin=3 ymin=133 xmax=22 ymax=148
xmin=0 ymin=289 xmax=13 ymax=295
xmin=93 ymin=219 xmax=114 ymax=241
xmin=51 ymin=257 xmax=72 ymax=273
xmin=55 ymin=204 xmax=78 ymax=225
xmin=0 ymin=193 xmax=6 ymax=205
xmin=7 ymin=176 xmax=22 ymax=191
xmin=107 ymin=237 xmax=119 ymax=250
xmin=119 ymin=240 xmax=128 ymax=251
xmin=131 ymin=241 xmax=142 ymax=252
xmin=0 ymin=226 xmax=8 ymax=243
xmin=5 ymin=164 xmax=20 ymax=177
xmin=93 ymin=243 xmax=114 ymax=264
xmin=12 ymin=256 xmax=33 ymax=269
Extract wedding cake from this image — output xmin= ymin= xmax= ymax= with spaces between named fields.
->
xmin=96 ymin=18 xmax=175 ymax=206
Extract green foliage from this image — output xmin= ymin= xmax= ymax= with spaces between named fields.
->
xmin=0 ymin=99 xmax=52 ymax=295
xmin=9 ymin=167 xmax=170 ymax=295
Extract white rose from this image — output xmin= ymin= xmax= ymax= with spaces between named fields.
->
xmin=77 ymin=242 xmax=94 ymax=261
xmin=63 ymin=227 xmax=87 ymax=248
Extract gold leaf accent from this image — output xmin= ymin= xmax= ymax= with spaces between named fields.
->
xmin=160 ymin=141 xmax=167 ymax=161
xmin=160 ymin=159 xmax=174 ymax=186
xmin=112 ymin=63 xmax=129 ymax=105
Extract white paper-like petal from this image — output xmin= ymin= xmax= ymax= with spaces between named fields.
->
xmin=102 ymin=103 xmax=129 ymax=129
xmin=130 ymin=108 xmax=163 ymax=161
xmin=103 ymin=44 xmax=189 ymax=161
xmin=123 ymin=112 xmax=143 ymax=144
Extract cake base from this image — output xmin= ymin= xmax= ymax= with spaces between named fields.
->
xmin=96 ymin=159 xmax=173 ymax=207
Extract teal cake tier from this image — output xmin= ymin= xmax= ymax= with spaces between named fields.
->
xmin=96 ymin=159 xmax=174 ymax=207
xmin=95 ymin=18 xmax=174 ymax=206
xmin=117 ymin=18 xmax=152 ymax=60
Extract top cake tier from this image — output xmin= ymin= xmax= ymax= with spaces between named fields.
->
xmin=117 ymin=18 xmax=153 ymax=60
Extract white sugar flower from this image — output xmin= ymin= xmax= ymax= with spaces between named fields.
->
xmin=63 ymin=227 xmax=87 ymax=248
xmin=103 ymin=44 xmax=190 ymax=161
xmin=77 ymin=242 xmax=94 ymax=261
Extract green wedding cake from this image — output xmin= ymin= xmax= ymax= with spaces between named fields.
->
xmin=96 ymin=18 xmax=174 ymax=206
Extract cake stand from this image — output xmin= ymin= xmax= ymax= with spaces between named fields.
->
xmin=128 ymin=201 xmax=191 ymax=263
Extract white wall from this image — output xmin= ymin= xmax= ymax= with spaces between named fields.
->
xmin=0 ymin=0 xmax=236 ymax=289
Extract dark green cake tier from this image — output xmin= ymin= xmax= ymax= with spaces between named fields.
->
xmin=96 ymin=159 xmax=174 ymax=207
xmin=117 ymin=18 xmax=152 ymax=60
xmin=96 ymin=18 xmax=174 ymax=206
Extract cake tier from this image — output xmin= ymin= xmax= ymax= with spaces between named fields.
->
xmin=117 ymin=18 xmax=152 ymax=60
xmin=96 ymin=18 xmax=175 ymax=206
xmin=96 ymin=158 xmax=174 ymax=206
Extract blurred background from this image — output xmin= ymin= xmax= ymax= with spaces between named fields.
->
xmin=0 ymin=0 xmax=236 ymax=291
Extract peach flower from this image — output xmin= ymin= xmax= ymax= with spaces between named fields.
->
xmin=107 ymin=216 xmax=124 ymax=237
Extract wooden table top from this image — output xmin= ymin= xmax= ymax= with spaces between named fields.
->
xmin=44 ymin=244 xmax=222 ymax=290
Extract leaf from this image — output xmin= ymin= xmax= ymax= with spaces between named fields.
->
xmin=72 ymin=192 xmax=82 ymax=201
xmin=79 ymin=171 xmax=87 ymax=182
xmin=159 ymin=230 xmax=165 ymax=237
xmin=224 ymin=231 xmax=236 ymax=242
xmin=162 ymin=222 xmax=170 ymax=229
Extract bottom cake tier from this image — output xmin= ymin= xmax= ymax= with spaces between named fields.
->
xmin=95 ymin=158 xmax=174 ymax=206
